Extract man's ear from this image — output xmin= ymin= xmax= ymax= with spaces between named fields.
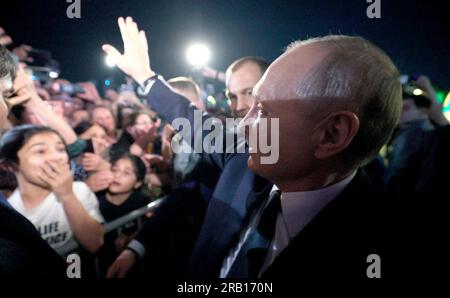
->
xmin=314 ymin=111 xmax=359 ymax=160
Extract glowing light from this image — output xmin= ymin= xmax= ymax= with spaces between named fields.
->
xmin=442 ymin=92 xmax=450 ymax=122
xmin=105 ymin=55 xmax=116 ymax=68
xmin=436 ymin=91 xmax=446 ymax=104
xmin=413 ymin=88 xmax=423 ymax=96
xmin=186 ymin=43 xmax=210 ymax=67
xmin=49 ymin=71 xmax=59 ymax=79
xmin=207 ymin=95 xmax=216 ymax=106
xmin=444 ymin=91 xmax=450 ymax=105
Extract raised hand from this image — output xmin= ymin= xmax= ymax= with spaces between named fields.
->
xmin=85 ymin=170 xmax=114 ymax=192
xmin=5 ymin=65 xmax=37 ymax=107
xmin=76 ymin=82 xmax=102 ymax=103
xmin=106 ymin=249 xmax=136 ymax=278
xmin=12 ymin=44 xmax=34 ymax=63
xmin=0 ymin=26 xmax=13 ymax=46
xmin=82 ymin=152 xmax=110 ymax=172
xmin=102 ymin=17 xmax=155 ymax=85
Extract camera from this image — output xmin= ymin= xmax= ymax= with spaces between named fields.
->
xmin=26 ymin=66 xmax=59 ymax=85
xmin=50 ymin=81 xmax=85 ymax=96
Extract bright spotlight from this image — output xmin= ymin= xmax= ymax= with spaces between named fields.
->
xmin=49 ymin=71 xmax=59 ymax=79
xmin=413 ymin=88 xmax=423 ymax=96
xmin=186 ymin=43 xmax=210 ymax=67
xmin=105 ymin=55 xmax=116 ymax=68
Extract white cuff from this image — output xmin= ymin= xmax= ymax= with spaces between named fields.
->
xmin=128 ymin=239 xmax=146 ymax=259
xmin=137 ymin=77 xmax=158 ymax=96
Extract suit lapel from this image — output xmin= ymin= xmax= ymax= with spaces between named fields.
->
xmin=262 ymin=170 xmax=376 ymax=278
xmin=189 ymin=163 xmax=272 ymax=277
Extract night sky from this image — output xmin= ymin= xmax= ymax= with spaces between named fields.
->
xmin=1 ymin=0 xmax=449 ymax=89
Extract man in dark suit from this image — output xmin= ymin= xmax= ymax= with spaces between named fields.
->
xmin=104 ymin=17 xmax=402 ymax=279
xmin=0 ymin=194 xmax=67 ymax=277
xmin=106 ymin=57 xmax=270 ymax=278
xmin=0 ymin=44 xmax=66 ymax=277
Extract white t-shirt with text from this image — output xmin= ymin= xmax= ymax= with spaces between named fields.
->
xmin=8 ymin=181 xmax=104 ymax=251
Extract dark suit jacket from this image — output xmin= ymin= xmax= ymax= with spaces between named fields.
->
xmin=385 ymin=125 xmax=450 ymax=279
xmin=0 ymin=194 xmax=66 ymax=278
xmin=262 ymin=171 xmax=384 ymax=279
xmin=134 ymin=78 xmax=392 ymax=279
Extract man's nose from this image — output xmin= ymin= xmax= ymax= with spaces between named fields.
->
xmin=238 ymin=105 xmax=258 ymax=135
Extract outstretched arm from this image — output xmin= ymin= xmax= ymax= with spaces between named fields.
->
xmin=102 ymin=17 xmax=240 ymax=171
xmin=9 ymin=66 xmax=77 ymax=145
xmin=415 ymin=75 xmax=448 ymax=127
xmin=102 ymin=17 xmax=196 ymax=124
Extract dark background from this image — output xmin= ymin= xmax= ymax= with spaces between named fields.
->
xmin=1 ymin=0 xmax=449 ymax=89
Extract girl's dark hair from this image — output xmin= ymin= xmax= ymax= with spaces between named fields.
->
xmin=123 ymin=110 xmax=157 ymax=128
xmin=111 ymin=152 xmax=146 ymax=183
xmin=0 ymin=125 xmax=67 ymax=164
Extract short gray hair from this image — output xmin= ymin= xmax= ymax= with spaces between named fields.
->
xmin=0 ymin=44 xmax=16 ymax=82
xmin=287 ymin=35 xmax=402 ymax=166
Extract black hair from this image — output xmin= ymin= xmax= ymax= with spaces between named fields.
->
xmin=73 ymin=120 xmax=94 ymax=135
xmin=123 ymin=109 xmax=157 ymax=128
xmin=0 ymin=125 xmax=67 ymax=165
xmin=110 ymin=152 xmax=146 ymax=183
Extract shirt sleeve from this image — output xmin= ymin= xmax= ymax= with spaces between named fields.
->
xmin=66 ymin=138 xmax=87 ymax=159
xmin=73 ymin=182 xmax=105 ymax=224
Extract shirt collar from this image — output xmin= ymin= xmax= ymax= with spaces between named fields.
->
xmin=271 ymin=171 xmax=357 ymax=238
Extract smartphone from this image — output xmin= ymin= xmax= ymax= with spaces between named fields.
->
xmin=83 ymin=139 xmax=95 ymax=153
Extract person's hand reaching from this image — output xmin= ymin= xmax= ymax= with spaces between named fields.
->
xmin=0 ymin=27 xmax=13 ymax=46
xmin=6 ymin=65 xmax=38 ymax=107
xmin=102 ymin=17 xmax=155 ymax=85
xmin=76 ymin=82 xmax=102 ymax=104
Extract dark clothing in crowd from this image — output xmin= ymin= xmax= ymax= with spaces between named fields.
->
xmin=0 ymin=168 xmax=17 ymax=197
xmin=414 ymin=124 xmax=450 ymax=192
xmin=95 ymin=190 xmax=151 ymax=277
xmin=363 ymin=154 xmax=387 ymax=191
xmin=135 ymin=158 xmax=219 ymax=279
xmin=109 ymin=131 xmax=161 ymax=161
xmin=0 ymin=193 xmax=66 ymax=278
xmin=386 ymin=119 xmax=434 ymax=187
xmin=388 ymin=124 xmax=450 ymax=195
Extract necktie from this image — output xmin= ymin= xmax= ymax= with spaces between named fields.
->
xmin=226 ymin=190 xmax=281 ymax=278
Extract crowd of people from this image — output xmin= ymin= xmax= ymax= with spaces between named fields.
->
xmin=0 ymin=17 xmax=448 ymax=280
